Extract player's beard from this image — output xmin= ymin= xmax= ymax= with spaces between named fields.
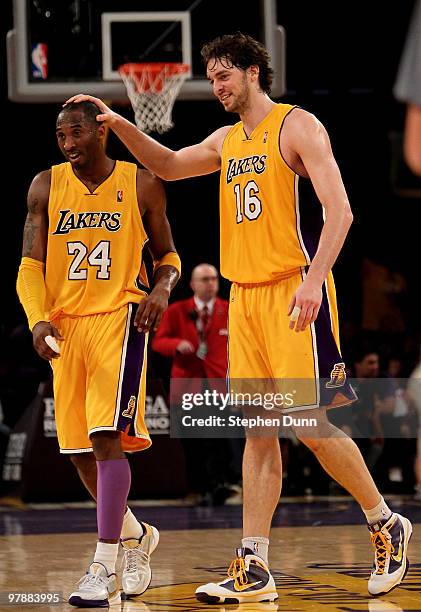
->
xmin=227 ymin=75 xmax=250 ymax=114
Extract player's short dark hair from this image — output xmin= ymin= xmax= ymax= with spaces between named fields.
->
xmin=59 ymin=101 xmax=102 ymax=125
xmin=201 ymin=32 xmax=274 ymax=94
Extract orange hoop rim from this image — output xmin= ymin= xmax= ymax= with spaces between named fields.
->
xmin=118 ymin=62 xmax=190 ymax=77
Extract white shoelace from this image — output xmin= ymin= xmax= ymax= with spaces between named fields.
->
xmin=77 ymin=572 xmax=108 ymax=591
xmin=124 ymin=548 xmax=150 ymax=574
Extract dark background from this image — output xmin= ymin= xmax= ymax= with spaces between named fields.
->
xmin=1 ymin=0 xmax=420 ymax=378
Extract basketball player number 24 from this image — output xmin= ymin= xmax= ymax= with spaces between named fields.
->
xmin=234 ymin=180 xmax=262 ymax=223
xmin=67 ymin=240 xmax=111 ymax=280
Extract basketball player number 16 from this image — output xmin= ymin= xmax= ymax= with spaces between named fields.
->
xmin=234 ymin=181 xmax=262 ymax=224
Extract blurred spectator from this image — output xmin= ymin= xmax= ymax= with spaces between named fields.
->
xmin=348 ymin=347 xmax=395 ymax=474
xmin=152 ymin=263 xmax=228 ymax=378
xmin=377 ymin=357 xmax=418 ymax=494
xmin=361 ymin=259 xmax=407 ymax=334
xmin=152 ymin=264 xmax=241 ymax=504
xmin=387 ymin=355 xmax=405 ymax=379
xmin=407 ymin=348 xmax=421 ymax=499
xmin=343 ymin=344 xmax=417 ymax=494
xmin=394 ymin=0 xmax=421 ymax=175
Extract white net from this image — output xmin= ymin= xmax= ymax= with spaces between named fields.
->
xmin=119 ymin=63 xmax=189 ymax=134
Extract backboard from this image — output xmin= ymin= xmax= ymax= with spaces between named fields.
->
xmin=7 ymin=0 xmax=285 ymax=103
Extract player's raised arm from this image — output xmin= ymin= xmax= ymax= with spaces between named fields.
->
xmin=65 ymin=94 xmax=229 ymax=181
xmin=16 ymin=170 xmax=63 ymax=359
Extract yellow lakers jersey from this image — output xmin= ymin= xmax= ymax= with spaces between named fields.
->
xmin=220 ymin=103 xmax=324 ymax=283
xmin=46 ymin=161 xmax=148 ymax=320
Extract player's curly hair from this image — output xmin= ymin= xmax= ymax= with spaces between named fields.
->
xmin=201 ymin=32 xmax=274 ymax=94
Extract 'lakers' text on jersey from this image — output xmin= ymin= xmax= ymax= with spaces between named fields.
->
xmin=220 ymin=104 xmax=324 ymax=283
xmin=46 ymin=161 xmax=148 ymax=320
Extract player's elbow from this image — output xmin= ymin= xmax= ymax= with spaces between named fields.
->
xmin=343 ymin=204 xmax=353 ymax=228
xmin=159 ymin=153 xmax=185 ymax=181
xmin=158 ymin=167 xmax=175 ymax=181
xmin=160 ymin=165 xmax=187 ymax=181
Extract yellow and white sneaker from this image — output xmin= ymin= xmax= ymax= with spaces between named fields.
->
xmin=368 ymin=512 xmax=412 ymax=596
xmin=68 ymin=562 xmax=121 ymax=607
xmin=195 ymin=547 xmax=278 ymax=604
xmin=121 ymin=523 xmax=159 ymax=597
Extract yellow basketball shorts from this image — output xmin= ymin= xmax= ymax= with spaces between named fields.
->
xmin=228 ymin=269 xmax=357 ymax=412
xmin=51 ymin=303 xmax=151 ymax=453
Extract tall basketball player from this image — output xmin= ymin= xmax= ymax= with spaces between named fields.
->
xmin=17 ymin=101 xmax=181 ymax=607
xmin=67 ymin=33 xmax=412 ymax=604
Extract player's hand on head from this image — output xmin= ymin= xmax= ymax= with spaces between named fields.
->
xmin=287 ymin=280 xmax=322 ymax=332
xmin=63 ymin=94 xmax=116 ymax=124
xmin=32 ymin=321 xmax=64 ymax=360
xmin=134 ymin=287 xmax=170 ymax=333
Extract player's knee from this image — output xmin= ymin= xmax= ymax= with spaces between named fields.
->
xmin=294 ymin=421 xmax=338 ymax=451
xmin=90 ymin=430 xmax=123 ymax=460
xmin=292 ymin=407 xmax=331 ymax=450
xmin=295 ymin=433 xmax=321 ymax=452
xmin=245 ymin=435 xmax=280 ymax=456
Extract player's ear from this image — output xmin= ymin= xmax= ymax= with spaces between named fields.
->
xmin=97 ymin=122 xmax=107 ymax=142
xmin=247 ymin=65 xmax=259 ymax=82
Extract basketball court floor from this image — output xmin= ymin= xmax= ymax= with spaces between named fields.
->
xmin=0 ymin=497 xmax=420 ymax=611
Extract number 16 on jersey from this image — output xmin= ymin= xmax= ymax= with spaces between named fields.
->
xmin=234 ymin=180 xmax=262 ymax=223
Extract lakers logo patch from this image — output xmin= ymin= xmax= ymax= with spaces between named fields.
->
xmin=122 ymin=395 xmax=137 ymax=418
xmin=326 ymin=362 xmax=346 ymax=388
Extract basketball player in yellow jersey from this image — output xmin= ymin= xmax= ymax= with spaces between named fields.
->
xmin=67 ymin=33 xmax=412 ymax=603
xmin=16 ymin=101 xmax=181 ymax=608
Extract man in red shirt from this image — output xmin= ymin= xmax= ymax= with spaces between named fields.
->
xmin=152 ymin=263 xmax=228 ymax=379
xmin=152 ymin=264 xmax=239 ymax=504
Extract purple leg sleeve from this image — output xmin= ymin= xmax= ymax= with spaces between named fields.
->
xmin=97 ymin=458 xmax=131 ymax=540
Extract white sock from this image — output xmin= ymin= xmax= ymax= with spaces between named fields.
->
xmin=120 ymin=507 xmax=144 ymax=540
xmin=363 ymin=496 xmax=392 ymax=525
xmin=242 ymin=537 xmax=269 ymax=564
xmin=93 ymin=542 xmax=119 ymax=574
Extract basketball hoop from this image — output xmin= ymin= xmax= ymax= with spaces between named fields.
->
xmin=118 ymin=62 xmax=190 ymax=134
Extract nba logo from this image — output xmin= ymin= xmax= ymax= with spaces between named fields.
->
xmin=31 ymin=43 xmax=48 ymax=79
xmin=117 ymin=190 xmax=123 ymax=202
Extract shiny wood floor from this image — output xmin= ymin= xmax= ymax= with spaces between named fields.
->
xmin=0 ymin=522 xmax=420 ymax=611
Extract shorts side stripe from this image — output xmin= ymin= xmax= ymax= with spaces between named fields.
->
xmin=324 ymin=277 xmax=334 ymax=332
xmin=312 ymin=276 xmax=357 ymax=407
xmin=133 ymin=335 xmax=148 ymax=437
xmin=116 ymin=305 xmax=146 ymax=432
xmin=301 ymin=267 xmax=320 ymax=407
xmin=114 ymin=304 xmax=133 ymax=428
